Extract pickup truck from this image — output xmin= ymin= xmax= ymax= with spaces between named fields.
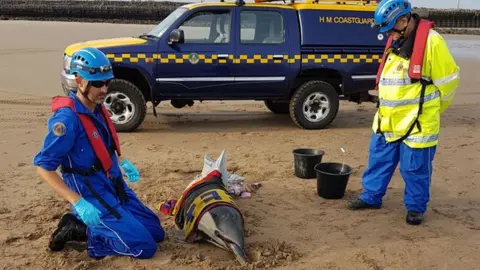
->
xmin=61 ymin=0 xmax=387 ymax=132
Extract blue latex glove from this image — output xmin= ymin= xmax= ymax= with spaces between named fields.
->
xmin=73 ymin=198 xmax=101 ymax=227
xmin=119 ymin=159 xmax=140 ymax=183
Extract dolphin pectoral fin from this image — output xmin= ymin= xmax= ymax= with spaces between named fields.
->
xmin=228 ymin=242 xmax=249 ymax=266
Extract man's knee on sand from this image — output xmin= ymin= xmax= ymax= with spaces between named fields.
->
xmin=121 ymin=192 xmax=166 ymax=243
xmin=142 ymin=212 xmax=166 ymax=243
xmin=87 ymin=205 xmax=165 ymax=256
xmin=105 ymin=228 xmax=159 ymax=259
xmin=137 ymin=219 xmax=165 ymax=244
xmin=135 ymin=218 xmax=166 ymax=258
xmin=128 ymin=226 xmax=162 ymax=259
xmin=152 ymin=225 xmax=166 ymax=243
xmin=88 ymin=238 xmax=158 ymax=259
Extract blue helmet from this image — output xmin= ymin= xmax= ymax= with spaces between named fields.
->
xmin=373 ymin=0 xmax=412 ymax=33
xmin=69 ymin=47 xmax=114 ymax=81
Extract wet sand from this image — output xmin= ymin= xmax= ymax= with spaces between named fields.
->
xmin=0 ymin=20 xmax=479 ymax=270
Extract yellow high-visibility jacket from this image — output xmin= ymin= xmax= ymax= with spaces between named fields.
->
xmin=372 ymin=29 xmax=460 ymax=148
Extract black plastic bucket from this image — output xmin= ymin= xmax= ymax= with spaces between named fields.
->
xmin=314 ymin=162 xmax=352 ymax=199
xmin=293 ymin=148 xmax=325 ymax=179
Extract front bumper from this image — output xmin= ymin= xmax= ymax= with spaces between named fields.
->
xmin=61 ymin=70 xmax=77 ymax=95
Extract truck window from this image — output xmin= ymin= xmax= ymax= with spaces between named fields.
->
xmin=178 ymin=10 xmax=231 ymax=44
xmin=147 ymin=7 xmax=187 ymax=38
xmin=240 ymin=10 xmax=284 ymax=44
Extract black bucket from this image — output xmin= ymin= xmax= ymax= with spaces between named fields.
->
xmin=293 ymin=148 xmax=325 ymax=179
xmin=314 ymin=162 xmax=352 ymax=199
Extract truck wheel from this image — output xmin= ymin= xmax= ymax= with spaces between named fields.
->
xmin=264 ymin=100 xmax=289 ymax=114
xmin=289 ymin=80 xmax=339 ymax=129
xmin=104 ymin=78 xmax=147 ymax=132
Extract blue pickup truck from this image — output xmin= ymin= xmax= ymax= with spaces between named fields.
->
xmin=61 ymin=0 xmax=386 ymax=132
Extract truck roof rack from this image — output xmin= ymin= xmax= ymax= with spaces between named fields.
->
xmin=253 ymin=0 xmax=377 ymax=5
xmin=219 ymin=0 xmax=247 ymax=6
xmin=308 ymin=0 xmax=377 ymax=5
xmin=217 ymin=0 xmax=377 ymax=6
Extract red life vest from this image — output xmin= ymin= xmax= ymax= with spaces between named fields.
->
xmin=51 ymin=96 xmax=122 ymax=176
xmin=375 ymin=19 xmax=435 ymax=90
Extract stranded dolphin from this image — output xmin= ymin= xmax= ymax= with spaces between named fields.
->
xmin=158 ymin=169 xmax=249 ymax=266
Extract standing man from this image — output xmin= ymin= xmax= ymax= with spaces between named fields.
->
xmin=347 ymin=0 xmax=460 ymax=225
xmin=33 ymin=47 xmax=165 ymax=258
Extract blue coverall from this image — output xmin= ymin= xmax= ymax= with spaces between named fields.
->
xmin=33 ymin=92 xmax=165 ymax=258
xmin=359 ymin=132 xmax=437 ymax=214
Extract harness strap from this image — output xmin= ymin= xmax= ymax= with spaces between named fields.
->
xmin=100 ymin=105 xmax=122 ymax=157
xmin=62 ymin=154 xmax=129 ymax=203
xmin=61 ymin=146 xmax=115 ymax=173
xmin=112 ymin=177 xmax=129 ymax=205
xmin=408 ymin=19 xmax=435 ymax=80
xmin=62 ymin=164 xmax=129 ymax=199
xmin=61 ymin=165 xmax=102 ymax=176
xmin=62 ymin=164 xmax=128 ymax=219
xmin=375 ymin=35 xmax=393 ymax=89
xmin=83 ymin=177 xmax=122 ymax=219
xmin=378 ymin=78 xmax=432 ymax=143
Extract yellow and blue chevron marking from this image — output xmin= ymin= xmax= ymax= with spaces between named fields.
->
xmin=105 ymin=53 xmax=382 ymax=64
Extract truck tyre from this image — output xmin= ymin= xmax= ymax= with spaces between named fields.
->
xmin=104 ymin=78 xmax=147 ymax=132
xmin=264 ymin=100 xmax=289 ymax=114
xmin=289 ymin=80 xmax=339 ymax=130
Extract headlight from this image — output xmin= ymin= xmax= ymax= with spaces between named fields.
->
xmin=63 ymin=54 xmax=72 ymax=72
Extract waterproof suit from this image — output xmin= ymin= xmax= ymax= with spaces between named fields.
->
xmin=33 ymin=91 xmax=165 ymax=258
xmin=360 ymin=15 xmax=460 ymax=213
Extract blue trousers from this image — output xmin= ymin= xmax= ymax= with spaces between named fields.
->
xmin=359 ymin=133 xmax=436 ymax=213
xmin=72 ymin=186 xmax=165 ymax=259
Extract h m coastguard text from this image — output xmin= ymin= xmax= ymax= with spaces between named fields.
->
xmin=319 ymin=16 xmax=374 ymax=24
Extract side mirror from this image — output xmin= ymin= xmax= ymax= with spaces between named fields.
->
xmin=168 ymin=29 xmax=184 ymax=45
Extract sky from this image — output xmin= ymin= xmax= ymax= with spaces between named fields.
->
xmin=154 ymin=0 xmax=479 ymax=10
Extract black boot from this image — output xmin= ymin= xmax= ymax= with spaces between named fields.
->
xmin=406 ymin=211 xmax=424 ymax=225
xmin=49 ymin=213 xmax=87 ymax=252
xmin=347 ymin=198 xmax=381 ymax=210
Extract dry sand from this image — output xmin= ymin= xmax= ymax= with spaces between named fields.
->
xmin=0 ymin=21 xmax=479 ymax=270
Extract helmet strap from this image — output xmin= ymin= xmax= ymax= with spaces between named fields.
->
xmin=390 ymin=27 xmax=406 ymax=36
xmin=391 ymin=14 xmax=412 ymax=38
xmin=78 ymin=82 xmax=95 ymax=104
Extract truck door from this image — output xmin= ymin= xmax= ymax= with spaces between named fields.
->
xmin=231 ymin=7 xmax=295 ymax=98
xmin=156 ymin=7 xmax=235 ymax=97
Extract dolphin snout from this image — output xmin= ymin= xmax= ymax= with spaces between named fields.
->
xmin=208 ymin=206 xmax=248 ymax=265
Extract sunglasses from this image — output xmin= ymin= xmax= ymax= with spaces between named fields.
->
xmin=90 ymin=79 xmax=111 ymax=88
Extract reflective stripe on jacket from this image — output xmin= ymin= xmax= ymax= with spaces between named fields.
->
xmin=372 ymin=29 xmax=460 ymax=148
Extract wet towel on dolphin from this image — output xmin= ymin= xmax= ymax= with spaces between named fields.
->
xmin=198 ymin=150 xmax=248 ymax=196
